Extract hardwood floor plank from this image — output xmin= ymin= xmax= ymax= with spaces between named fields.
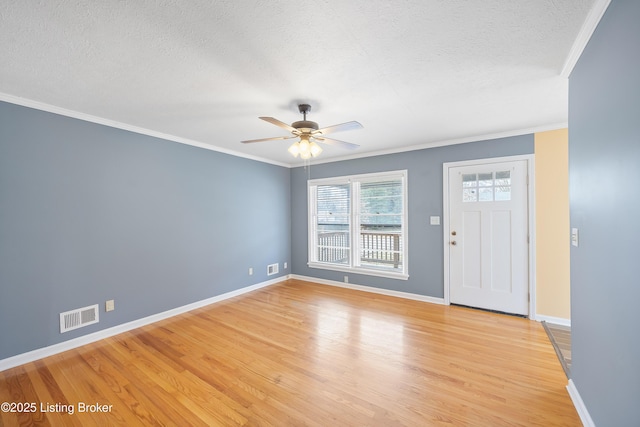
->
xmin=105 ymin=333 xmax=229 ymax=426
xmin=0 ymin=279 xmax=580 ymax=426
xmin=24 ymin=363 xmax=81 ymax=427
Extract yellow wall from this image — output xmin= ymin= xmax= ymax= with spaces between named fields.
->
xmin=535 ymin=129 xmax=571 ymax=320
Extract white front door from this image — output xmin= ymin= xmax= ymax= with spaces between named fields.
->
xmin=447 ymin=159 xmax=529 ymax=315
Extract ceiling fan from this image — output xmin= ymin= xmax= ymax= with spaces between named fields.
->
xmin=241 ymin=104 xmax=362 ymax=159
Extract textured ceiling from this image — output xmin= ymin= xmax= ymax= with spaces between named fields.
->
xmin=1 ymin=0 xmax=598 ymax=166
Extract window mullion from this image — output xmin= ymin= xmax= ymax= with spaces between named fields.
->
xmin=351 ymin=181 xmax=361 ymax=268
xmin=308 ymin=185 xmax=317 ymax=263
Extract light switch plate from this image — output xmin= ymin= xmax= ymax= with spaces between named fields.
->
xmin=571 ymin=228 xmax=579 ymax=247
xmin=430 ymin=216 xmax=441 ymax=225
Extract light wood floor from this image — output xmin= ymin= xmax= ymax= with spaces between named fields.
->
xmin=1 ymin=279 xmax=580 ymax=426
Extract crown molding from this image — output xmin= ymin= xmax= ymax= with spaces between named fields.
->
xmin=1 ymin=93 xmax=568 ymax=169
xmin=0 ymin=93 xmax=290 ymax=168
xmin=295 ymin=122 xmax=568 ymax=167
xmin=561 ymin=0 xmax=612 ymax=78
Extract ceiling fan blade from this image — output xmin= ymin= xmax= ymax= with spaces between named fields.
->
xmin=259 ymin=117 xmax=298 ymax=133
xmin=241 ymin=135 xmax=296 ymax=144
xmin=313 ymin=136 xmax=360 ymax=150
xmin=314 ymin=121 xmax=363 ymax=135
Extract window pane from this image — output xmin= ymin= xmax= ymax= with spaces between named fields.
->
xmin=479 ymin=187 xmax=493 ymax=201
xmin=495 ymin=186 xmax=511 ymax=201
xmin=360 ymin=179 xmax=403 ymax=270
xmin=361 ymin=180 xmax=402 ymax=216
xmin=495 ymin=170 xmax=511 ymax=186
xmin=317 ymin=184 xmax=350 ymax=265
xmin=317 ymin=241 xmax=350 ymax=265
xmin=462 ymin=174 xmax=477 ymax=187
xmin=317 ymin=184 xmax=350 ymax=221
xmin=478 ymin=172 xmax=493 ymax=187
xmin=361 ymin=215 xmax=402 ymax=228
xmin=463 ymin=188 xmax=477 ymax=202
xmin=360 ymin=231 xmax=403 ymax=269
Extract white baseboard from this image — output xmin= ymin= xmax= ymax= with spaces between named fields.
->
xmin=0 ymin=276 xmax=287 ymax=373
xmin=567 ymin=379 xmax=595 ymax=427
xmin=290 ymin=274 xmax=446 ymax=305
xmin=535 ymin=314 xmax=571 ymax=327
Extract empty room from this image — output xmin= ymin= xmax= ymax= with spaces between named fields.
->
xmin=1 ymin=1 xmax=638 ymax=426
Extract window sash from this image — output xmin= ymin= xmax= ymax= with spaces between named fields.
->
xmin=315 ymin=183 xmax=351 ymax=266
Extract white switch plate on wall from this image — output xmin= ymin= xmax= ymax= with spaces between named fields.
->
xmin=571 ymin=228 xmax=579 ymax=247
xmin=430 ymin=216 xmax=440 ymax=225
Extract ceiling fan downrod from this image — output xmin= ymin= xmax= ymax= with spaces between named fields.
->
xmin=298 ymin=103 xmax=311 ymax=121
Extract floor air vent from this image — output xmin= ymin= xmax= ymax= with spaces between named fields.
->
xmin=267 ymin=263 xmax=279 ymax=276
xmin=60 ymin=304 xmax=99 ymax=333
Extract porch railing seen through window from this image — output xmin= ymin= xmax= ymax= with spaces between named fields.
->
xmin=317 ymin=225 xmax=402 ymax=269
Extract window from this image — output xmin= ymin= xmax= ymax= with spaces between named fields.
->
xmin=462 ymin=170 xmax=511 ymax=202
xmin=308 ymin=170 xmax=408 ymax=279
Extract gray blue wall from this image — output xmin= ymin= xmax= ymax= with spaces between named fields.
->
xmin=290 ymin=136 xmax=533 ymax=297
xmin=568 ymin=0 xmax=640 ymax=424
xmin=0 ymin=101 xmax=291 ymax=360
xmin=1 ymin=99 xmax=533 ymax=363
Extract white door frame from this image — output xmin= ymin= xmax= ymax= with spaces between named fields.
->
xmin=442 ymin=154 xmax=536 ymax=318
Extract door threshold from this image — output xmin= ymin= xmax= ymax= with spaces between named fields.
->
xmin=542 ymin=321 xmax=571 ymax=378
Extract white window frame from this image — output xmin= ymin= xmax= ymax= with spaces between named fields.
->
xmin=307 ymin=170 xmax=409 ymax=280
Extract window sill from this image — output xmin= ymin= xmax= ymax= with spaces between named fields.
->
xmin=307 ymin=262 xmax=409 ymax=281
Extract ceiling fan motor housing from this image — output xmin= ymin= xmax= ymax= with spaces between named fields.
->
xmin=291 ymin=120 xmax=319 ymax=132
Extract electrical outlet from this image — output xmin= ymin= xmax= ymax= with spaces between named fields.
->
xmin=105 ymin=300 xmax=115 ymax=312
xmin=249 ymin=267 xmax=253 ymax=275
xmin=284 ymin=262 xmax=288 ymax=269
xmin=344 ymin=275 xmax=349 ymax=283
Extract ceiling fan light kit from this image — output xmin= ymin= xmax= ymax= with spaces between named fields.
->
xmin=289 ymin=134 xmax=323 ymax=159
xmin=242 ymin=103 xmax=362 ymax=159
